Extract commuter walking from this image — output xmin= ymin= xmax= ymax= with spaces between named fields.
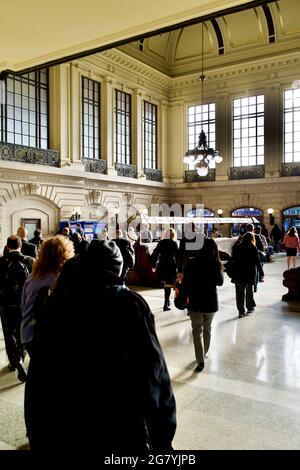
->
xmin=29 ymin=229 xmax=44 ymax=251
xmin=112 ymin=229 xmax=135 ymax=284
xmin=231 ymin=232 xmax=264 ymax=318
xmin=270 ymin=224 xmax=282 ymax=253
xmin=20 ymin=236 xmax=74 ymax=357
xmin=151 ymin=228 xmax=178 ymax=311
xmin=283 ymin=226 xmax=300 ymax=269
xmin=24 ymin=239 xmax=176 ymax=458
xmin=175 ymin=237 xmax=223 ymax=372
xmin=178 ymin=223 xmax=205 ymax=280
xmin=0 ymin=235 xmax=35 ymax=381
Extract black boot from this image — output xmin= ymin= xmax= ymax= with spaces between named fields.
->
xmin=163 ymin=287 xmax=171 ymax=311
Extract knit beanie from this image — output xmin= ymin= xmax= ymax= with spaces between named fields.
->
xmin=87 ymin=240 xmax=123 ymax=276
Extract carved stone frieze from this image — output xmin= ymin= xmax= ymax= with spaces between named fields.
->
xmin=29 ymin=183 xmax=41 ymax=194
xmin=89 ymin=189 xmax=102 ymax=205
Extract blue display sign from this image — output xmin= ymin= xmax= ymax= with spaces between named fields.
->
xmin=186 ymin=208 xmax=214 ymax=217
xmin=59 ymin=220 xmax=106 ymax=241
xmin=282 ymin=207 xmax=300 ymax=216
xmin=231 ymin=207 xmax=263 ymax=217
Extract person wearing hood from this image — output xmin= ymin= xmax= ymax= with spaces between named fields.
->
xmin=24 ymin=239 xmax=176 ymax=460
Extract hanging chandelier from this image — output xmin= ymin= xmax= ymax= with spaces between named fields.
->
xmin=183 ymin=22 xmax=223 ymax=177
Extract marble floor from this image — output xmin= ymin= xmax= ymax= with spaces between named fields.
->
xmin=0 ymin=253 xmax=300 ymax=451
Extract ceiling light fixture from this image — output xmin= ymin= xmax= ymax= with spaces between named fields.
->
xmin=183 ymin=22 xmax=223 ymax=177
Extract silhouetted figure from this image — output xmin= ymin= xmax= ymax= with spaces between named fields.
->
xmin=175 ymin=238 xmax=223 ymax=372
xmin=0 ymin=235 xmax=35 ymax=381
xmin=151 ymin=228 xmax=178 ymax=311
xmin=29 ymin=229 xmax=44 ymax=251
xmin=24 ymin=239 xmax=176 ymax=460
xmin=270 ymin=224 xmax=282 ymax=253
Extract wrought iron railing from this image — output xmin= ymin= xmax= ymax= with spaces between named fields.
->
xmin=280 ymin=162 xmax=300 ymax=177
xmin=82 ymin=157 xmax=106 ymax=174
xmin=228 ymin=165 xmax=264 ymax=180
xmin=115 ymin=163 xmax=137 ymax=178
xmin=144 ymin=168 xmax=163 ymax=182
xmin=184 ymin=169 xmax=215 ymax=183
xmin=0 ymin=142 xmax=59 ymax=167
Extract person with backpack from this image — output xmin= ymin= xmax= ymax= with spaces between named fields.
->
xmin=20 ymin=235 xmax=74 ymax=357
xmin=0 ymin=235 xmax=35 ymax=382
xmin=24 ymin=239 xmax=176 ymax=458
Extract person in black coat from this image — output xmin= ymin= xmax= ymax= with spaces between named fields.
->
xmin=231 ymin=232 xmax=264 ymax=318
xmin=270 ymin=224 xmax=282 ymax=253
xmin=24 ymin=239 xmax=176 ymax=460
xmin=177 ymin=223 xmax=205 ymax=280
xmin=29 ymin=229 xmax=44 ymax=251
xmin=112 ymin=229 xmax=135 ymax=285
xmin=0 ymin=235 xmax=34 ymax=382
xmin=151 ymin=228 xmax=179 ymax=311
xmin=175 ymin=237 xmax=223 ymax=372
xmin=16 ymin=226 xmax=38 ymax=258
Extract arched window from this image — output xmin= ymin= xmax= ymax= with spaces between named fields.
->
xmin=282 ymin=206 xmax=300 ymax=235
xmin=231 ymin=207 xmax=263 ymax=236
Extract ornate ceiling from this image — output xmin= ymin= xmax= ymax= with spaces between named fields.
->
xmin=118 ymin=0 xmax=300 ymax=77
xmin=0 ymin=0 xmax=255 ymax=73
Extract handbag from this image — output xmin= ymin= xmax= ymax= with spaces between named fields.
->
xmin=173 ymin=281 xmax=188 ymax=310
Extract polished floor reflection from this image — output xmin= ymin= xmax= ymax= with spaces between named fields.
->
xmin=137 ymin=254 xmax=300 ymax=450
xmin=0 ymin=254 xmax=300 ymax=450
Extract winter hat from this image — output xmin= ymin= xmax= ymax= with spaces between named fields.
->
xmin=87 ymin=239 xmax=123 ymax=276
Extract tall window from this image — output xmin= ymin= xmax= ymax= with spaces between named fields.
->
xmin=81 ymin=77 xmax=100 ymax=159
xmin=233 ymin=95 xmax=264 ymax=167
xmin=143 ymin=101 xmax=157 ymax=169
xmin=0 ymin=69 xmax=48 ymax=149
xmin=188 ymin=103 xmax=215 ymax=169
xmin=114 ymin=90 xmax=131 ymax=164
xmin=284 ymin=88 xmax=300 ymax=163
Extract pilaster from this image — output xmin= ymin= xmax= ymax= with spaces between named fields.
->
xmin=102 ymin=76 xmax=116 ymax=176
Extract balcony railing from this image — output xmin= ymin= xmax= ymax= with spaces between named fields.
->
xmin=184 ymin=169 xmax=215 ymax=183
xmin=144 ymin=168 xmax=163 ymax=182
xmin=228 ymin=165 xmax=264 ymax=180
xmin=115 ymin=163 xmax=137 ymax=178
xmin=82 ymin=157 xmax=106 ymax=174
xmin=280 ymin=162 xmax=300 ymax=177
xmin=0 ymin=142 xmax=59 ymax=167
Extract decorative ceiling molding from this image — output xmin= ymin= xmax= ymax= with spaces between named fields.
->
xmin=170 ymin=50 xmax=300 ymax=91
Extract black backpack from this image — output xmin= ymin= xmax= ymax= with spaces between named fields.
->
xmin=2 ymin=259 xmax=30 ymax=306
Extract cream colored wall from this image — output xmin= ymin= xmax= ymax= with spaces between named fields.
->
xmin=0 ymin=0 xmax=250 ymax=73
xmin=1 ymin=42 xmax=300 ymax=246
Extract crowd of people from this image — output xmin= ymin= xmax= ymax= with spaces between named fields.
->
xmin=0 ymin=219 xmax=299 ymax=455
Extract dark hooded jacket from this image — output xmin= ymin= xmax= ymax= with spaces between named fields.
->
xmin=24 ymin=240 xmax=176 ymax=459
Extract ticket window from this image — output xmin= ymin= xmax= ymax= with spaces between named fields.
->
xmin=231 ymin=208 xmax=263 ymax=236
xmin=282 ymin=207 xmax=300 ymax=236
xmin=21 ymin=218 xmax=41 ymax=241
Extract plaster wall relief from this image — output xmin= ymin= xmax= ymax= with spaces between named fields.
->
xmin=0 ymin=195 xmax=60 ymax=246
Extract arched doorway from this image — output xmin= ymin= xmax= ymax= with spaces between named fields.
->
xmin=282 ymin=206 xmax=300 ymax=235
xmin=231 ymin=207 xmax=263 ymax=236
xmin=1 ymin=195 xmax=60 ymax=245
